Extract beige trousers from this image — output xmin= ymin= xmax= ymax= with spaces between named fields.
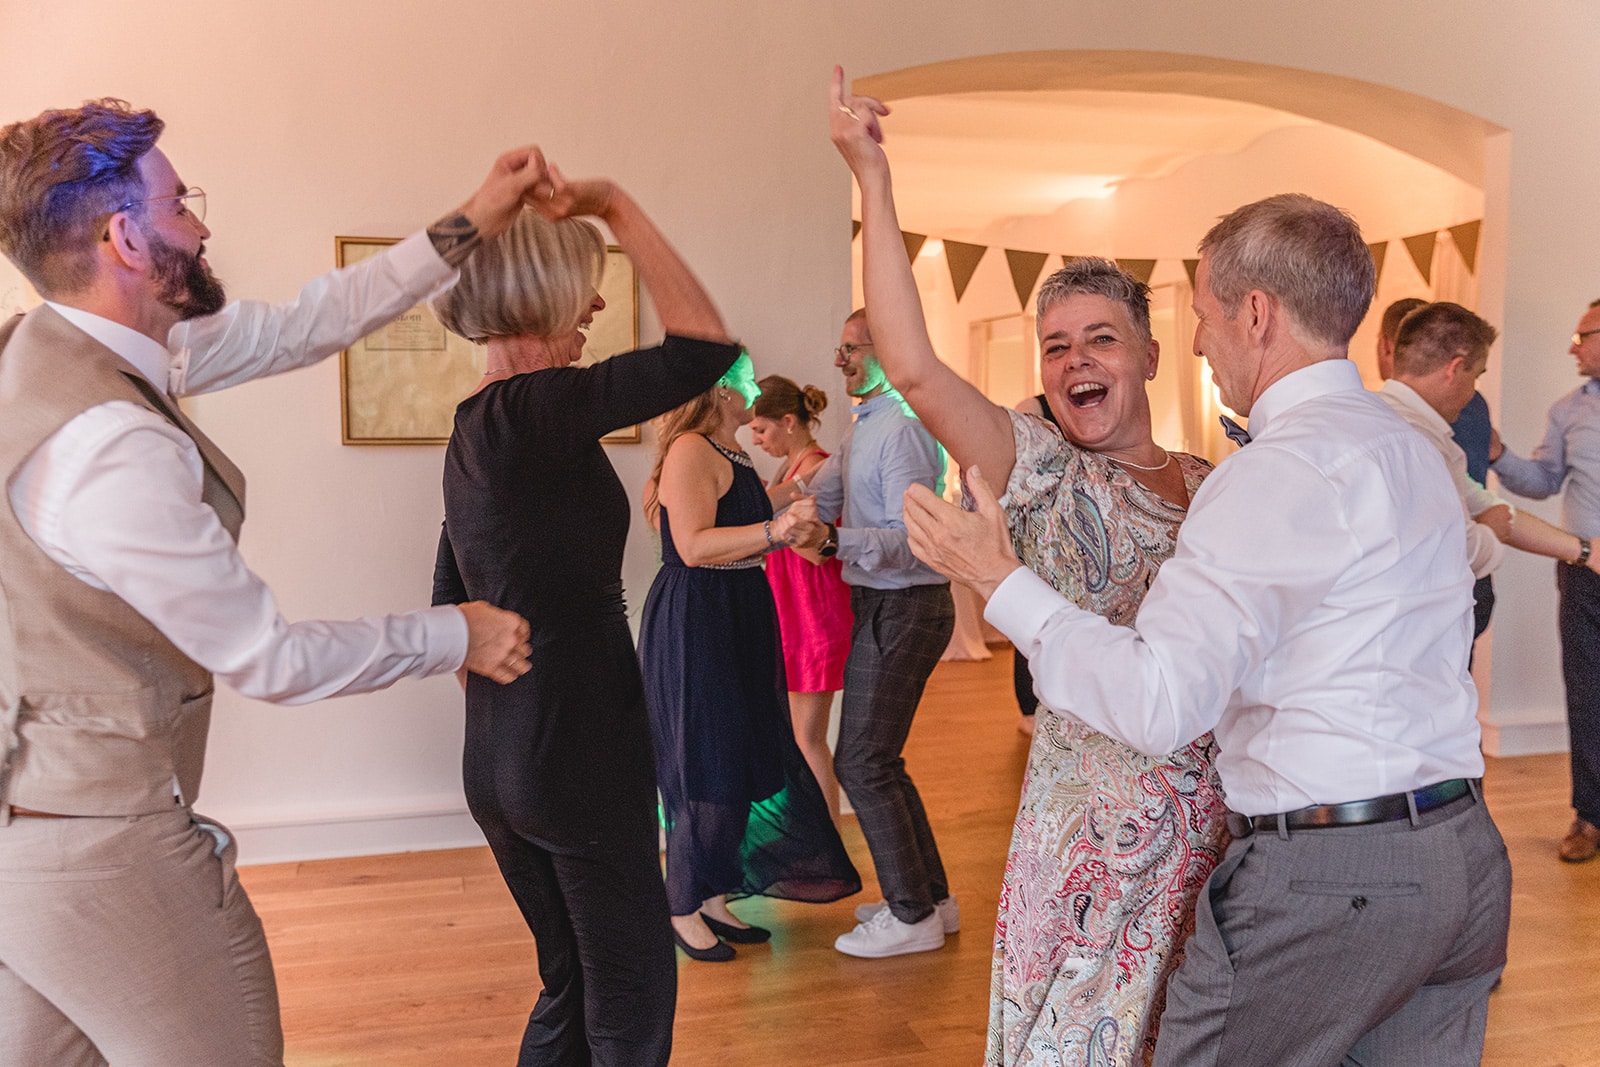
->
xmin=0 ymin=809 xmax=283 ymax=1066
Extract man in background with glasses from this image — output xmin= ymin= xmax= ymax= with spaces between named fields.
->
xmin=0 ymin=97 xmax=544 ymax=1065
xmin=1490 ymin=299 xmax=1600 ymax=863
xmin=807 ymin=309 xmax=958 ymax=959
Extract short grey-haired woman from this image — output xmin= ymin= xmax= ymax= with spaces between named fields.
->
xmin=430 ymin=170 xmax=740 ymax=1066
xmin=830 ymin=69 xmax=1227 ymax=1067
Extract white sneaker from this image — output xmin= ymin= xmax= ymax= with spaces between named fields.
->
xmin=853 ymin=895 xmax=960 ymax=934
xmin=834 ymin=906 xmax=946 ymax=958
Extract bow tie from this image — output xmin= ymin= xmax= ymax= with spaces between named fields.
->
xmin=1219 ymin=415 xmax=1252 ymax=447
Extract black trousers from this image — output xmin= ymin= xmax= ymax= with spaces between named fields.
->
xmin=1557 ymin=561 xmax=1600 ymax=827
xmin=834 ymin=584 xmax=955 ymax=924
xmin=475 ymin=813 xmax=675 ymax=1067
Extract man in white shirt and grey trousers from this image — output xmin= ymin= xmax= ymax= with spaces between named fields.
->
xmin=904 ymin=193 xmax=1510 ymax=1066
xmin=0 ymin=98 xmax=540 ymax=1065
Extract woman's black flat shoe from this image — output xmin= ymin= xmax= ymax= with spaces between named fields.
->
xmin=700 ymin=913 xmax=772 ymax=944
xmin=673 ymin=927 xmax=735 ymax=962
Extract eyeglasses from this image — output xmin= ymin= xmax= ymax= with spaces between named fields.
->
xmin=1575 ymin=328 xmax=1600 ymax=346
xmin=117 ymin=187 xmax=207 ymax=223
xmin=834 ymin=343 xmax=874 ymax=360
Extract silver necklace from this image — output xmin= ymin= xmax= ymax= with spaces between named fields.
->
xmin=1110 ymin=449 xmax=1172 ymax=472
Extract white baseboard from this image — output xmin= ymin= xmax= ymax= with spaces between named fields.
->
xmin=1480 ymin=717 xmax=1570 ymax=757
xmin=227 ymin=804 xmax=485 ymax=867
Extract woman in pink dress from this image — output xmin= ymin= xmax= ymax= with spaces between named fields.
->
xmin=749 ymin=375 xmax=853 ymax=822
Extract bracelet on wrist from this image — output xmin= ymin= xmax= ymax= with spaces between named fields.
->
xmin=1574 ymin=537 xmax=1592 ymax=568
xmin=763 ymin=519 xmax=776 ymax=546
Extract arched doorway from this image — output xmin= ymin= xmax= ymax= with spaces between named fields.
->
xmin=847 ymin=50 xmax=1505 ymax=462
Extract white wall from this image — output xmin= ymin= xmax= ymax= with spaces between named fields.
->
xmin=5 ymin=0 xmax=1596 ymax=859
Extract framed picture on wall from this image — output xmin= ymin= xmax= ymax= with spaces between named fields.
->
xmin=581 ymin=246 xmax=642 ymax=443
xmin=337 ymin=239 xmax=642 ymax=445
xmin=337 ymin=236 xmax=483 ymax=445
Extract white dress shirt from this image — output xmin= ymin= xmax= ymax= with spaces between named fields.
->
xmin=986 ymin=359 xmax=1484 ymax=816
xmin=1379 ymin=379 xmax=1506 ymax=579
xmin=8 ymin=232 xmax=469 ymax=704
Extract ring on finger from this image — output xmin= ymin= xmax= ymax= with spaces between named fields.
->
xmin=838 ymin=104 xmax=859 ymax=120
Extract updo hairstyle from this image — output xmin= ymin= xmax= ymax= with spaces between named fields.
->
xmin=752 ymin=374 xmax=828 ymax=428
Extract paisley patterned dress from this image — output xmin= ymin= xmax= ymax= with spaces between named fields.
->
xmin=987 ymin=410 xmax=1229 ymax=1067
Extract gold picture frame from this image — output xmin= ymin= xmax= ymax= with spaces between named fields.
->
xmin=337 ymin=239 xmax=642 ymax=445
xmin=337 ymin=236 xmax=480 ymax=445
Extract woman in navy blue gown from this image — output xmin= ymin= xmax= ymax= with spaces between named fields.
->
xmin=640 ymin=354 xmax=860 ymax=961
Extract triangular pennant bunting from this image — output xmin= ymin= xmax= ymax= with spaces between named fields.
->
xmin=901 ymin=231 xmax=927 ymax=264
xmin=942 ymin=240 xmax=987 ymax=302
xmin=1402 ymin=232 xmax=1437 ymax=285
xmin=1005 ymin=250 xmax=1049 ymax=311
xmin=1448 ymin=220 xmax=1481 ymax=274
xmin=1183 ymin=259 xmax=1199 ymax=288
xmin=852 ymin=220 xmax=861 ymax=241
xmin=1116 ymin=259 xmax=1157 ymax=285
xmin=1368 ymin=241 xmax=1388 ymax=285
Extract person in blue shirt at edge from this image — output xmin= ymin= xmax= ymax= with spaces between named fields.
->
xmin=1489 ymin=296 xmax=1600 ymax=863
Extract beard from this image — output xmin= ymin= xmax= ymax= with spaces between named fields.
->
xmin=149 ymin=231 xmax=227 ymax=319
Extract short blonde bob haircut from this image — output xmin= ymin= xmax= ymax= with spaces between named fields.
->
xmin=430 ymin=207 xmax=606 ymax=343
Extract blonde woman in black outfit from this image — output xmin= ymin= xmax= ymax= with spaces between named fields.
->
xmin=430 ymin=170 xmax=738 ymax=1067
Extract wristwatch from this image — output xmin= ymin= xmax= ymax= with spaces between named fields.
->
xmin=818 ymin=523 xmax=839 ymax=558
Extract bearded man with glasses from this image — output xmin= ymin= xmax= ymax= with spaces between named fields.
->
xmin=0 ymin=97 xmax=546 ymax=1065
xmin=1490 ymin=298 xmax=1600 ymax=863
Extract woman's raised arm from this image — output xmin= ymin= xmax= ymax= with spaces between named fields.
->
xmin=829 ymin=66 xmax=1016 ymax=486
xmin=539 ymin=169 xmax=729 ymax=343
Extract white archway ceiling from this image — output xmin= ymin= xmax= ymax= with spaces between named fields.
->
xmin=876 ymin=90 xmax=1322 ymax=233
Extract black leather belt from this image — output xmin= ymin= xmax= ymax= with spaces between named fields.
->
xmin=1225 ymin=778 xmax=1477 ymax=838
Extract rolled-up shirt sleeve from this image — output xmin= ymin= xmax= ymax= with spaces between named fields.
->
xmin=15 ymin=402 xmax=467 ymax=704
xmin=1493 ymin=403 xmax=1571 ymax=500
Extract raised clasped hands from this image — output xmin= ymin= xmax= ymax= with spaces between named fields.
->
xmin=531 ymin=163 xmax=617 ymax=223
xmin=828 ymin=65 xmax=891 ymax=176
xmin=463 ymin=145 xmax=552 ymax=241
xmin=903 ymin=466 xmax=1022 ymax=600
xmin=773 ymin=495 xmax=822 ymax=548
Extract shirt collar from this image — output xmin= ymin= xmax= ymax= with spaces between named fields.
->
xmin=1583 ymin=378 xmax=1600 ymax=395
xmin=853 ymin=386 xmax=908 ymax=418
xmin=1247 ymin=358 xmax=1364 ymax=440
xmin=1379 ymin=378 xmax=1451 ymax=437
xmin=45 ymin=301 xmax=172 ymax=391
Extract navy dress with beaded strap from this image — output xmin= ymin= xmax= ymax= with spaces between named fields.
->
xmin=639 ymin=436 xmax=860 ymax=916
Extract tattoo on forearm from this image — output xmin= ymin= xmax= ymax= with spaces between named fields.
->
xmin=427 ymin=213 xmax=483 ymax=267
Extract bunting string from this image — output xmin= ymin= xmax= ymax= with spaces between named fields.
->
xmin=856 ymin=220 xmax=1484 ymax=309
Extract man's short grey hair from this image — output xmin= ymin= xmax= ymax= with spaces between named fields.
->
xmin=431 ymin=208 xmax=605 ymax=343
xmin=1035 ymin=257 xmax=1151 ymax=345
xmin=1198 ymin=193 xmax=1375 ymax=349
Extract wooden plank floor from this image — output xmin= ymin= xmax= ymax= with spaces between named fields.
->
xmin=240 ymin=653 xmax=1600 ymax=1066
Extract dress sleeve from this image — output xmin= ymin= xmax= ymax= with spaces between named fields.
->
xmin=999 ymin=407 xmax=1073 ymax=509
xmin=502 ymin=336 xmax=741 ymax=445
xmin=432 ymin=522 xmax=468 ymax=606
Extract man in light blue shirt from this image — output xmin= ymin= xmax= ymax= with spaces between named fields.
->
xmin=810 ymin=308 xmax=956 ymax=958
xmin=1490 ymin=297 xmax=1600 ymax=862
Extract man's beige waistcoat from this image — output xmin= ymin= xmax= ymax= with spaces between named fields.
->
xmin=0 ymin=306 xmax=246 ymax=816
